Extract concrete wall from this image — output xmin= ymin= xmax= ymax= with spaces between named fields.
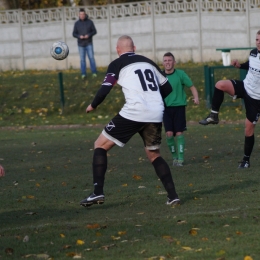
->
xmin=0 ymin=0 xmax=259 ymax=71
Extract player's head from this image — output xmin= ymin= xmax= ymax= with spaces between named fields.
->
xmin=163 ymin=52 xmax=176 ymax=73
xmin=79 ymin=8 xmax=86 ymax=20
xmin=116 ymin=35 xmax=136 ymax=56
xmin=256 ymin=30 xmax=260 ymax=51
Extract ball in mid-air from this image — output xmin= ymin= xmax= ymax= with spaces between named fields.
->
xmin=0 ymin=165 xmax=5 ymax=177
xmin=50 ymin=41 xmax=69 ymax=60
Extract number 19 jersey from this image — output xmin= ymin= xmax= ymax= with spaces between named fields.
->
xmin=106 ymin=52 xmax=168 ymax=122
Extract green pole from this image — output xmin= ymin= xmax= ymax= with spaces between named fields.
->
xmin=58 ymin=72 xmax=65 ymax=113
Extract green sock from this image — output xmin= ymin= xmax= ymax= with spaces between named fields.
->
xmin=166 ymin=136 xmax=177 ymax=160
xmin=177 ymin=135 xmax=185 ymax=162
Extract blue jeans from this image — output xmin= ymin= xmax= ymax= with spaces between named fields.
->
xmin=78 ymin=44 xmax=97 ymax=75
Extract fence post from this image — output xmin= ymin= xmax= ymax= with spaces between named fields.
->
xmin=58 ymin=72 xmax=65 ymax=113
xmin=204 ymin=65 xmax=211 ymax=108
xmin=240 ymin=69 xmax=247 ymax=81
xmin=18 ymin=9 xmax=25 ymax=70
xmin=107 ymin=5 xmax=112 ymax=63
xmin=151 ymin=0 xmax=156 ymax=63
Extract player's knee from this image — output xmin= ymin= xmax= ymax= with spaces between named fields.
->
xmin=215 ymin=80 xmax=226 ymax=90
xmin=166 ymin=132 xmax=173 ymax=138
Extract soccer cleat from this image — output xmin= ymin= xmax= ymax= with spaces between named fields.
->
xmin=176 ymin=160 xmax=183 ymax=166
xmin=173 ymin=158 xmax=178 ymax=166
xmin=81 ymin=75 xmax=86 ymax=80
xmin=92 ymin=73 xmax=97 ymax=78
xmin=199 ymin=112 xmax=219 ymax=125
xmin=80 ymin=193 xmax=105 ymax=207
xmin=238 ymin=160 xmax=250 ymax=169
xmin=166 ymin=198 xmax=181 ymax=206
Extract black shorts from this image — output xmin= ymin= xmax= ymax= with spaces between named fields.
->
xmin=231 ymin=80 xmax=260 ymax=123
xmin=102 ymin=114 xmax=162 ymax=150
xmin=163 ymin=106 xmax=187 ymax=135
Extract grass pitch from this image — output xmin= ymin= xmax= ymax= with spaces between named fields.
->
xmin=1 ymin=124 xmax=260 ymax=259
xmin=0 ymin=62 xmax=246 ymax=127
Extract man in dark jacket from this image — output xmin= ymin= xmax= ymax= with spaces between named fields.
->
xmin=73 ymin=8 xmax=97 ymax=79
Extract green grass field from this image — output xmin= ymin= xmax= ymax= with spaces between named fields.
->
xmin=0 ymin=63 xmax=258 ymax=259
xmin=1 ymin=124 xmax=260 ymax=259
xmin=0 ymin=62 xmax=246 ymax=128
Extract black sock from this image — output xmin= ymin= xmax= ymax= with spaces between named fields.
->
xmin=211 ymin=87 xmax=224 ymax=112
xmin=152 ymin=157 xmax=178 ymax=199
xmin=243 ymin=135 xmax=254 ymax=162
xmin=92 ymin=148 xmax=107 ymax=195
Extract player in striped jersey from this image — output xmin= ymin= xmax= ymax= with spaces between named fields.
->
xmin=80 ymin=35 xmax=180 ymax=207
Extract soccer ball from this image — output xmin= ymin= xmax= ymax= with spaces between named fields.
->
xmin=50 ymin=41 xmax=69 ymax=60
xmin=0 ymin=165 xmax=5 ymax=177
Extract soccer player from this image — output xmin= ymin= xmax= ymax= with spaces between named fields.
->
xmin=199 ymin=30 xmax=260 ymax=169
xmin=162 ymin=52 xmax=199 ymax=166
xmin=80 ymin=35 xmax=180 ymax=207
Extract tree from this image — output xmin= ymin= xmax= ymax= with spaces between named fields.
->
xmin=0 ymin=0 xmax=10 ymax=10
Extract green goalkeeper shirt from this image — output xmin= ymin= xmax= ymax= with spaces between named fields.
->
xmin=164 ymin=69 xmax=193 ymax=106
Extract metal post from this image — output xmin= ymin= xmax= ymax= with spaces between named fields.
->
xmin=204 ymin=65 xmax=211 ymax=108
xmin=107 ymin=5 xmax=112 ymax=63
xmin=151 ymin=0 xmax=156 ymax=62
xmin=18 ymin=9 xmax=25 ymax=70
xmin=197 ymin=0 xmax=202 ymax=62
xmin=58 ymin=72 xmax=65 ymax=113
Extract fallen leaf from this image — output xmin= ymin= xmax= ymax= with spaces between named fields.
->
xmin=63 ymin=245 xmax=71 ymax=249
xmin=189 ymin=229 xmax=198 ymax=236
xmin=26 ymin=195 xmax=35 ymax=199
xmin=86 ymin=223 xmax=100 ymax=229
xmin=177 ymin=220 xmax=187 ymax=224
xmin=244 ymin=256 xmax=253 ymax=260
xmin=132 ymin=175 xmax=142 ymax=180
xmin=60 ymin=233 xmax=65 ymax=238
xmin=121 ymin=183 xmax=128 ymax=187
xmin=182 ymin=246 xmax=192 ymax=250
xmin=25 ymin=212 xmax=37 ymax=215
xmin=118 ymin=231 xmax=127 ymax=235
xmin=76 ymin=240 xmax=84 ymax=245
xmin=23 ymin=235 xmax=29 ymax=242
xmin=101 ymin=244 xmax=116 ymax=250
xmin=111 ymin=236 xmax=121 ymax=240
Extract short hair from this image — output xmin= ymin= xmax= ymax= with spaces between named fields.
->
xmin=257 ymin=30 xmax=260 ymax=35
xmin=79 ymin=8 xmax=85 ymax=13
xmin=163 ymin=52 xmax=175 ymax=60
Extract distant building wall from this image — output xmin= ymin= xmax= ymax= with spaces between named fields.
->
xmin=0 ymin=0 xmax=259 ymax=71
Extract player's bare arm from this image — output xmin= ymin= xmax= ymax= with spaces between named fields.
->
xmin=190 ymin=86 xmax=199 ymax=104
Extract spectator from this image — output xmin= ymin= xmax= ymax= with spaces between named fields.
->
xmin=72 ymin=8 xmax=97 ymax=79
